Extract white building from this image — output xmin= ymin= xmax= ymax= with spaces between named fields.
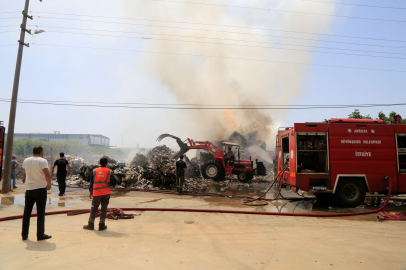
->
xmin=8 ymin=133 xmax=110 ymax=147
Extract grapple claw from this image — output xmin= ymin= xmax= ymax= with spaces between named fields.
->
xmin=156 ymin=134 xmax=190 ymax=159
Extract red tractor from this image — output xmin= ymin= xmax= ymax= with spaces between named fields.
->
xmin=157 ymin=134 xmax=266 ymax=182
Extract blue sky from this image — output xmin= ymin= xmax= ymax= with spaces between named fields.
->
xmin=1 ymin=0 xmax=405 ymax=149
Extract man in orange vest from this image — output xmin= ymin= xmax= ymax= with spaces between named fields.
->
xmin=83 ymin=157 xmax=118 ymax=231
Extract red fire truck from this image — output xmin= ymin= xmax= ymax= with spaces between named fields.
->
xmin=275 ymin=118 xmax=406 ymax=207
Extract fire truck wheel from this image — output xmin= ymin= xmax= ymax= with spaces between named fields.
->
xmin=201 ymin=160 xmax=224 ymax=181
xmin=238 ymin=172 xmax=249 ymax=182
xmin=333 ymin=178 xmax=366 ymax=207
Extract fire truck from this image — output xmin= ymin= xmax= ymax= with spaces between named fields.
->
xmin=275 ymin=118 xmax=406 ymax=207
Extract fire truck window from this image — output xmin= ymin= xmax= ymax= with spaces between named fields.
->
xmin=297 ymin=134 xmax=328 ymax=173
xmin=399 ymin=154 xmax=406 ymax=172
xmin=282 ymin=136 xmax=289 ymax=168
xmin=397 ymin=136 xmax=406 ymax=149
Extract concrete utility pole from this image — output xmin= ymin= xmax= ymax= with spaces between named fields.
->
xmin=2 ymin=0 xmax=33 ymax=194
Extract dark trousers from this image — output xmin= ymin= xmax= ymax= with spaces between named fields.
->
xmin=89 ymin=194 xmax=110 ymax=225
xmin=22 ymin=188 xmax=47 ymax=237
xmin=176 ymin=174 xmax=184 ymax=193
xmin=57 ymin=174 xmax=67 ymax=195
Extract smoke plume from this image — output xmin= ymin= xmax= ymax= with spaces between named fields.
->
xmin=118 ymin=0 xmax=336 ymax=146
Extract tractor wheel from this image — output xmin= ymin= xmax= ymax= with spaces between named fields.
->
xmin=331 ymin=178 xmax=366 ymax=207
xmin=238 ymin=172 xmax=249 ymax=182
xmin=201 ymin=160 xmax=224 ymax=181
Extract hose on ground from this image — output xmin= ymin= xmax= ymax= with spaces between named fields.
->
xmin=0 ymin=177 xmax=393 ymax=222
xmin=242 ymin=163 xmax=289 ymax=206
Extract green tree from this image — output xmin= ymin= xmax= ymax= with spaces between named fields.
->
xmin=377 ymin=111 xmax=406 ymax=124
xmin=348 ymin=109 xmax=372 ymax=119
xmin=348 ymin=109 xmax=406 ymax=123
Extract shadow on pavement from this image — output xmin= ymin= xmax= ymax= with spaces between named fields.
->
xmin=25 ymin=239 xmax=57 ymax=251
xmin=94 ymin=230 xmax=129 ymax=238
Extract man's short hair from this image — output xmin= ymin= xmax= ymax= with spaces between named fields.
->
xmin=33 ymin=145 xmax=43 ymax=155
xmin=179 ymin=155 xmax=184 ymax=160
xmin=100 ymin=157 xmax=108 ymax=166
xmin=12 ymin=155 xmax=16 ymax=159
xmin=60 ymin=152 xmax=64 ymax=158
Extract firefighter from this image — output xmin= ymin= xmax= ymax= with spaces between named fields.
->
xmin=176 ymin=155 xmax=187 ymax=194
xmin=83 ymin=157 xmax=118 ymax=231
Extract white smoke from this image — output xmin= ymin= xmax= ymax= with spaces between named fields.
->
xmin=117 ymin=0 xmax=337 ymax=146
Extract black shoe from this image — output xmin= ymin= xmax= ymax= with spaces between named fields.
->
xmin=58 ymin=193 xmax=62 ymax=196
xmin=22 ymin=235 xmax=28 ymax=240
xmin=98 ymin=224 xmax=107 ymax=231
xmin=83 ymin=224 xmax=94 ymax=230
xmin=37 ymin=234 xmax=52 ymax=241
xmin=13 ymin=186 xmax=17 ymax=189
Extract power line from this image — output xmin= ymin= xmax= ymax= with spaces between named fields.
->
xmin=28 ymin=25 xmax=406 ymax=50
xmin=31 ymin=14 xmax=406 ymax=43
xmin=6 ymin=98 xmax=406 ymax=108
xmin=0 ymin=11 xmax=21 ymax=15
xmin=43 ymin=30 xmax=406 ymax=60
xmin=0 ymin=17 xmax=21 ymax=20
xmin=0 ymin=44 xmax=16 ymax=47
xmin=0 ymin=25 xmax=19 ymax=28
xmin=0 ymin=30 xmax=19 ymax=34
xmin=300 ymin=0 xmax=406 ymax=10
xmin=0 ymin=98 xmax=405 ymax=110
xmin=28 ymin=43 xmax=406 ymax=73
xmin=122 ymin=0 xmax=406 ymax=23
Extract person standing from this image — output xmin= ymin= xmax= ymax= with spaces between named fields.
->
xmin=21 ymin=145 xmax=52 ymax=241
xmin=51 ymin=152 xmax=71 ymax=196
xmin=175 ymin=155 xmax=187 ymax=194
xmin=10 ymin=155 xmax=19 ymax=189
xmin=83 ymin=157 xmax=118 ymax=231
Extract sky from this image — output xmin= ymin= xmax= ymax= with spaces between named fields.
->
xmin=1 ymin=0 xmax=405 ymax=151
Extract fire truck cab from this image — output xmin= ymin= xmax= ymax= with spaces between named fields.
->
xmin=275 ymin=118 xmax=406 ymax=207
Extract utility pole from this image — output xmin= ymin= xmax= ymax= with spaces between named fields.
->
xmin=2 ymin=0 xmax=33 ymax=194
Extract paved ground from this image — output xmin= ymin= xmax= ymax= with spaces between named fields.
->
xmin=0 ymin=182 xmax=405 ymax=270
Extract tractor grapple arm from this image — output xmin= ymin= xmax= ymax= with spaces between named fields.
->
xmin=156 ymin=134 xmax=224 ymax=159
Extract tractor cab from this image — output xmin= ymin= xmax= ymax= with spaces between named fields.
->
xmin=221 ymin=142 xmax=255 ymax=181
xmin=222 ymin=142 xmax=240 ymax=166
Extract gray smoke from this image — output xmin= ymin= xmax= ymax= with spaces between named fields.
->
xmin=118 ymin=0 xmax=337 ymax=145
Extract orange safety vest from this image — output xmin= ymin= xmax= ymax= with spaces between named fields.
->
xmin=92 ymin=167 xmax=112 ymax=196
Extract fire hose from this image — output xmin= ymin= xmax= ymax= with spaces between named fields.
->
xmin=0 ymin=176 xmax=398 ymax=222
xmin=242 ymin=164 xmax=289 ymax=206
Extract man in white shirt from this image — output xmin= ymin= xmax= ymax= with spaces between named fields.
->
xmin=21 ymin=145 xmax=52 ymax=241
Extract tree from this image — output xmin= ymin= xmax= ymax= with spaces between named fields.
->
xmin=348 ymin=109 xmax=406 ymax=123
xmin=377 ymin=111 xmax=406 ymax=124
xmin=348 ymin=109 xmax=372 ymax=119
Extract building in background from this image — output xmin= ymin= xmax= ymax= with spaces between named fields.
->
xmin=6 ymin=133 xmax=110 ymax=147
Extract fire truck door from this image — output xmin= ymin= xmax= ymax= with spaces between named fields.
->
xmin=397 ymin=134 xmax=406 ymax=192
